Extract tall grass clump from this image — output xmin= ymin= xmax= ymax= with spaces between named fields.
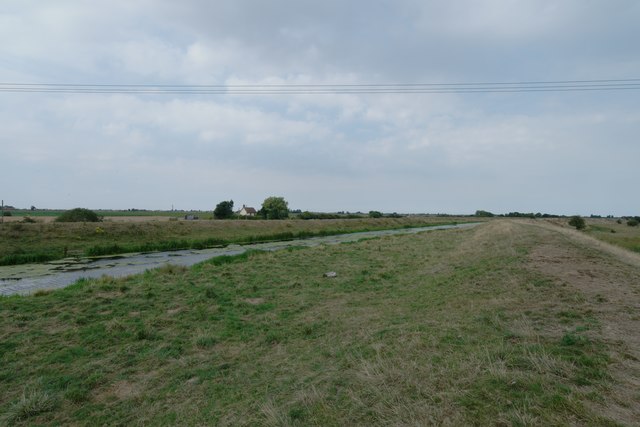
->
xmin=0 ymin=252 xmax=60 ymax=266
xmin=2 ymin=388 xmax=58 ymax=424
xmin=85 ymin=238 xmax=227 ymax=257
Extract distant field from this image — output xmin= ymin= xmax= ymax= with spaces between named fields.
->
xmin=585 ymin=219 xmax=640 ymax=253
xmin=5 ymin=210 xmax=202 ymax=218
xmin=1 ymin=220 xmax=639 ymax=425
xmin=0 ymin=216 xmax=470 ymax=266
xmin=544 ymin=217 xmax=640 ymax=253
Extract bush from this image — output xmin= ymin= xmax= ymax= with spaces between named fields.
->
xmin=298 ymin=211 xmax=314 ymax=220
xmin=568 ymin=215 xmax=586 ymax=230
xmin=2 ymin=210 xmax=12 ymax=217
xmin=627 ymin=219 xmax=639 ymax=227
xmin=297 ymin=211 xmax=344 ymax=220
xmin=55 ymin=208 xmax=101 ymax=223
xmin=368 ymin=210 xmax=383 ymax=218
xmin=475 ymin=210 xmax=494 ymax=217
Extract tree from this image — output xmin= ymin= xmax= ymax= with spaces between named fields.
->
xmin=213 ymin=200 xmax=234 ymax=219
xmin=368 ymin=210 xmax=383 ymax=218
xmin=568 ymin=215 xmax=586 ymax=230
xmin=261 ymin=196 xmax=289 ymax=219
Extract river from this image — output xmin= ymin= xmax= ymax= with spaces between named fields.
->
xmin=0 ymin=223 xmax=479 ymax=296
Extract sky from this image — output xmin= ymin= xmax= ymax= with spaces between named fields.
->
xmin=1 ymin=0 xmax=639 ymax=215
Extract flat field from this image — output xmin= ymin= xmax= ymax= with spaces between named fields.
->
xmin=584 ymin=219 xmax=640 ymax=253
xmin=0 ymin=216 xmax=466 ymax=266
xmin=1 ymin=219 xmax=639 ymax=425
xmin=3 ymin=210 xmax=200 ymax=219
xmin=543 ymin=217 xmax=640 ymax=253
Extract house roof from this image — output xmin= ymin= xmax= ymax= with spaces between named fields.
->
xmin=243 ymin=207 xmax=257 ymax=214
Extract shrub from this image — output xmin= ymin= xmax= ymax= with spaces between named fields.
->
xmin=368 ymin=210 xmax=383 ymax=218
xmin=475 ymin=210 xmax=495 ymax=217
xmin=298 ymin=211 xmax=314 ymax=220
xmin=627 ymin=219 xmax=639 ymax=227
xmin=568 ymin=215 xmax=586 ymax=230
xmin=55 ymin=208 xmax=101 ymax=223
xmin=2 ymin=210 xmax=12 ymax=216
xmin=297 ymin=211 xmax=343 ymax=220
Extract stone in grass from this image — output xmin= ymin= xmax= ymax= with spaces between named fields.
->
xmin=323 ymin=271 xmax=337 ymax=278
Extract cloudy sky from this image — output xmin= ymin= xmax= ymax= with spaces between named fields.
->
xmin=1 ymin=1 xmax=639 ymax=215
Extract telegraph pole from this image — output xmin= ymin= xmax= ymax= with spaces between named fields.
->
xmin=1 ymin=199 xmax=3 ymax=224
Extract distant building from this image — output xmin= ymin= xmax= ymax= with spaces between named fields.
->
xmin=238 ymin=205 xmax=257 ymax=217
xmin=184 ymin=215 xmax=199 ymax=220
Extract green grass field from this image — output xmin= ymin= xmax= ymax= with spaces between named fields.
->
xmin=2 ymin=220 xmax=638 ymax=425
xmin=0 ymin=217 xmax=466 ymax=266
xmin=584 ymin=219 xmax=640 ymax=253
xmin=5 ymin=210 xmax=200 ymax=218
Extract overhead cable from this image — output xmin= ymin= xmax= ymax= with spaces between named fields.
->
xmin=1 ymin=79 xmax=639 ymax=95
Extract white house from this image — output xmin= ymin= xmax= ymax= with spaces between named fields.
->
xmin=238 ymin=205 xmax=257 ymax=217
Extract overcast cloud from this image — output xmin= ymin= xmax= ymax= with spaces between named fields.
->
xmin=1 ymin=0 xmax=639 ymax=215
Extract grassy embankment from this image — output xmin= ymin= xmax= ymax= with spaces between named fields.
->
xmin=2 ymin=220 xmax=637 ymax=425
xmin=543 ymin=217 xmax=640 ymax=253
xmin=0 ymin=217 xmax=467 ymax=266
xmin=583 ymin=219 xmax=640 ymax=253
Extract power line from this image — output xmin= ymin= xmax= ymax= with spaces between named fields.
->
xmin=1 ymin=79 xmax=639 ymax=95
xmin=3 ymin=78 xmax=640 ymax=87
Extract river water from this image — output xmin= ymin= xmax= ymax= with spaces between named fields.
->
xmin=0 ymin=223 xmax=478 ymax=296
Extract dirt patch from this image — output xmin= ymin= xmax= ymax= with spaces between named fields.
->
xmin=95 ymin=291 xmax=123 ymax=300
xmin=521 ymin=220 xmax=640 ymax=425
xmin=243 ymin=298 xmax=265 ymax=305
xmin=92 ymin=380 xmax=142 ymax=403
xmin=93 ymin=370 xmax=159 ymax=403
xmin=103 ymin=216 xmax=174 ymax=222
xmin=0 ymin=216 xmax=56 ymax=223
xmin=528 ymin=219 xmax=640 ymax=268
xmin=112 ymin=380 xmax=141 ymax=400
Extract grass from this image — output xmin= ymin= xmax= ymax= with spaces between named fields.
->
xmin=584 ymin=219 xmax=640 ymax=253
xmin=0 ymin=221 xmax=627 ymax=425
xmin=2 ymin=387 xmax=58 ymax=424
xmin=7 ymin=210 xmax=200 ymax=218
xmin=0 ymin=217 xmax=468 ymax=266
